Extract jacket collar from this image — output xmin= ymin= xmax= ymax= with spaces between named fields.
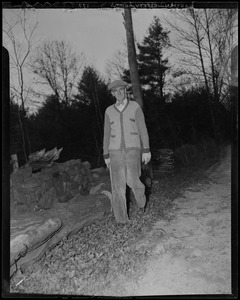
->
xmin=114 ymin=99 xmax=129 ymax=113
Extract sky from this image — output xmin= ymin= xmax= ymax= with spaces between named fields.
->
xmin=33 ymin=8 xmax=174 ymax=74
xmin=3 ymin=7 xmax=176 ymax=73
xmin=2 ymin=5 xmax=238 ymax=113
xmin=3 ymin=7 xmax=178 ymax=112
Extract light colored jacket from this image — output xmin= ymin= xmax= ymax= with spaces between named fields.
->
xmin=103 ymin=100 xmax=150 ymax=159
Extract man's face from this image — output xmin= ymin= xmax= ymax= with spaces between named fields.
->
xmin=111 ymin=86 xmax=126 ymax=102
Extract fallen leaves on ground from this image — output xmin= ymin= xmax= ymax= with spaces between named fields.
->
xmin=10 ymin=165 xmax=211 ymax=296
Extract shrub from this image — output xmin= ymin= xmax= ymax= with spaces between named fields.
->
xmin=174 ymin=138 xmax=222 ymax=167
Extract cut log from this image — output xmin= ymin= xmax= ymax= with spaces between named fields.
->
xmin=10 ymin=217 xmax=62 ymax=268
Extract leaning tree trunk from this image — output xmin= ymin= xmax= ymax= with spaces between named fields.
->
xmin=123 ymin=8 xmax=143 ymax=109
xmin=122 ymin=9 xmax=154 ymax=189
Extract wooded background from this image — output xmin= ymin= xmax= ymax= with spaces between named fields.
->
xmin=4 ymin=8 xmax=237 ymax=169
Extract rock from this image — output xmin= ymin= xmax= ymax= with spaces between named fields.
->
xmin=69 ymin=181 xmax=80 ymax=191
xmin=83 ymin=161 xmax=94 ymax=183
xmin=11 ymin=187 xmax=35 ymax=205
xmin=10 ymin=157 xmax=98 ymax=213
xmin=58 ymin=192 xmax=72 ymax=203
xmin=38 ymin=170 xmax=53 ymax=182
xmin=79 ymin=185 xmax=90 ymax=196
xmin=38 ymin=187 xmax=56 ymax=209
xmin=68 ymin=166 xmax=78 ymax=178
xmin=50 ymin=163 xmax=61 ymax=173
xmin=92 ymin=173 xmax=99 ymax=179
xmin=13 ymin=204 xmax=30 ymax=215
xmin=62 ymin=160 xmax=71 ymax=168
xmin=53 ymin=173 xmax=67 ymax=198
xmin=21 ymin=178 xmax=39 ymax=190
xmin=11 ymin=172 xmax=24 ymax=186
xmin=82 ymin=161 xmax=91 ymax=169
xmin=62 ymin=171 xmax=71 ymax=182
xmin=20 ymin=166 xmax=33 ymax=181
xmin=73 ymin=173 xmax=83 ymax=183
xmin=40 ymin=180 xmax=52 ymax=196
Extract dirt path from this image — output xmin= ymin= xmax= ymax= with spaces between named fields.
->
xmin=9 ymin=147 xmax=232 ymax=296
xmin=104 ymin=146 xmax=232 ymax=296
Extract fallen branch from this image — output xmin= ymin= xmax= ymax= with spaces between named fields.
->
xmin=101 ymin=190 xmax=113 ymax=212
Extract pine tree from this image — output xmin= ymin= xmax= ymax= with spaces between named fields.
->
xmin=137 ymin=16 xmax=170 ymax=101
xmin=77 ymin=66 xmax=113 ymax=165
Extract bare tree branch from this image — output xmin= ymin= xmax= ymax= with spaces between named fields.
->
xmin=31 ymin=40 xmax=85 ymax=104
xmin=163 ymin=8 xmax=237 ymax=104
xmin=3 ymin=9 xmax=40 ymax=160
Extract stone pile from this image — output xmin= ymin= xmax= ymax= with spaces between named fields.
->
xmin=10 ymin=159 xmax=95 ymax=216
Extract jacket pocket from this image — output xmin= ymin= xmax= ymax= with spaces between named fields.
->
xmin=110 ymin=121 xmax=114 ymax=125
xmin=129 ymin=118 xmax=135 ymax=122
xmin=130 ymin=132 xmax=138 ymax=135
xmin=111 ymin=134 xmax=116 ymax=138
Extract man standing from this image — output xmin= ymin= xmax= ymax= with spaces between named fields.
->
xmin=103 ymin=79 xmax=151 ymax=224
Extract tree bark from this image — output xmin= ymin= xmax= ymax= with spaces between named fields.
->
xmin=204 ymin=9 xmax=219 ymax=104
xmin=191 ymin=9 xmax=219 ymax=141
xmin=123 ymin=9 xmax=154 ymax=187
xmin=231 ymin=45 xmax=238 ymax=148
xmin=123 ymin=9 xmax=143 ymax=109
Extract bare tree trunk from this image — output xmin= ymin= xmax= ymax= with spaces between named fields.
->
xmin=17 ymin=108 xmax=28 ymax=163
xmin=190 ymin=9 xmax=210 ymax=95
xmin=123 ymin=9 xmax=143 ymax=109
xmin=190 ymin=8 xmax=218 ymax=140
xmin=231 ymin=45 xmax=238 ymax=210
xmin=3 ymin=9 xmax=38 ymax=163
xmin=231 ymin=45 xmax=238 ymax=143
xmin=123 ymin=8 xmax=154 ymax=189
xmin=203 ymin=9 xmax=219 ymax=104
xmin=92 ymin=80 xmax=104 ymax=165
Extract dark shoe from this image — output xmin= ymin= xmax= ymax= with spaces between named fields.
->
xmin=116 ymin=221 xmax=130 ymax=228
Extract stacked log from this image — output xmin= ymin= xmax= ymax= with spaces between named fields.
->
xmin=152 ymin=149 xmax=175 ymax=174
xmin=10 ymin=159 xmax=95 ymax=216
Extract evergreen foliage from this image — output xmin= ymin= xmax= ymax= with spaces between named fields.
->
xmin=9 ymin=16 xmax=232 ymax=169
xmin=137 ymin=16 xmax=170 ymax=99
xmin=25 ymin=67 xmax=113 ymax=168
xmin=144 ymin=87 xmax=231 ymax=150
xmin=19 ymin=85 xmax=230 ymax=169
xmin=123 ymin=16 xmax=170 ymax=102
